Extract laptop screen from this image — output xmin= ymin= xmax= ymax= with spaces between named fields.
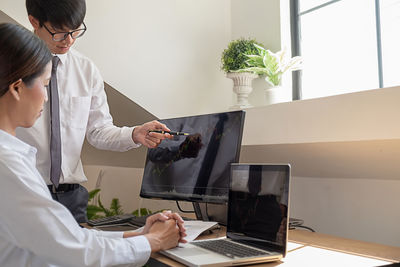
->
xmin=227 ymin=164 xmax=290 ymax=256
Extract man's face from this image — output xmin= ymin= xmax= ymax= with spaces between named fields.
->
xmin=35 ymin=22 xmax=79 ymax=54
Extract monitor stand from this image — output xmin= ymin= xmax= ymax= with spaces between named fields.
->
xmin=192 ymin=202 xmax=209 ymax=221
xmin=192 ymin=202 xmax=227 ymax=225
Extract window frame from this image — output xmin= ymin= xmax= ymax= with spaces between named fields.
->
xmin=290 ymin=0 xmax=384 ymax=100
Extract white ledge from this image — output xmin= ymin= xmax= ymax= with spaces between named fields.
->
xmin=242 ymin=86 xmax=400 ymax=146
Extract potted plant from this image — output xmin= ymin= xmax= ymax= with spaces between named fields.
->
xmin=238 ymin=44 xmax=303 ymax=104
xmin=221 ymin=38 xmax=263 ymax=109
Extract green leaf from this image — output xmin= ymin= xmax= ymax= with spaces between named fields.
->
xmin=87 ymin=205 xmax=104 ymax=212
xmin=253 ymin=43 xmax=266 ymax=53
xmin=263 ymin=52 xmax=278 ymax=74
xmin=88 ymin=188 xmax=101 ymax=202
xmin=98 ymin=198 xmax=113 ymax=217
xmin=245 ymin=55 xmax=264 ymax=68
xmin=132 ymin=208 xmax=153 ymax=217
xmin=110 ymin=198 xmax=124 ymax=215
xmin=86 ymin=205 xmax=105 ymax=220
xmin=265 ymin=73 xmax=281 ymax=86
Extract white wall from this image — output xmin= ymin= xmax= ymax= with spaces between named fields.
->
xmin=79 ymin=0 xmax=285 ymax=117
xmin=0 ymin=1 xmax=29 ymax=28
xmin=290 ymin=176 xmax=400 ymax=247
xmin=231 ymin=0 xmax=281 ymax=52
xmin=0 ymin=0 xmax=285 ymax=117
xmin=0 ymin=0 xmax=234 ymax=118
xmin=230 ymin=0 xmax=295 ymax=108
xmin=75 ymin=0 xmax=234 ymax=118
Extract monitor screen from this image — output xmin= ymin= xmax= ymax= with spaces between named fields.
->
xmin=140 ymin=110 xmax=245 ymax=204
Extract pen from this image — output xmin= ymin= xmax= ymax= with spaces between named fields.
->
xmin=149 ymin=130 xmax=190 ymax=136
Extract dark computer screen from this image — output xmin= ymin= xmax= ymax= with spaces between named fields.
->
xmin=140 ymin=110 xmax=245 ymax=204
xmin=228 ymin=164 xmax=290 ymax=256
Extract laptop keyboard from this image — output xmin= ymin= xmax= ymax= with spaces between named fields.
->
xmin=192 ymin=239 xmax=269 ymax=259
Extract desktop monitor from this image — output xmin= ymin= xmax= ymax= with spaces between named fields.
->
xmin=140 ymin=110 xmax=245 ymax=205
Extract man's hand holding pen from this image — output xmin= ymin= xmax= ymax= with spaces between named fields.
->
xmin=132 ymin=120 xmax=173 ymax=148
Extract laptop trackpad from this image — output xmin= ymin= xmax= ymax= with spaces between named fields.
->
xmin=169 ymin=246 xmax=209 ymax=257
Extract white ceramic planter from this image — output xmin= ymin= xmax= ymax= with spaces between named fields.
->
xmin=226 ymin=72 xmax=258 ymax=109
xmin=264 ymin=86 xmax=292 ymax=105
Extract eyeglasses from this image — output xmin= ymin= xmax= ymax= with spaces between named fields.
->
xmin=43 ymin=22 xmax=87 ymax=42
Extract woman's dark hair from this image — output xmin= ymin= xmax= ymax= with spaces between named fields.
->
xmin=26 ymin=0 xmax=86 ymax=30
xmin=0 ymin=23 xmax=52 ymax=97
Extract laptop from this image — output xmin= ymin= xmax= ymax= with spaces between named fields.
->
xmin=161 ymin=163 xmax=291 ymax=267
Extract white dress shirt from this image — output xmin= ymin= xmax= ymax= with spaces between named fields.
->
xmin=16 ymin=48 xmax=140 ymax=185
xmin=0 ymin=130 xmax=150 ymax=267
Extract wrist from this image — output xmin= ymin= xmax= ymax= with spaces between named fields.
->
xmin=131 ymin=126 xmax=139 ymax=143
xmin=144 ymin=233 xmax=161 ymax=252
xmin=123 ymin=231 xmax=141 ymax=238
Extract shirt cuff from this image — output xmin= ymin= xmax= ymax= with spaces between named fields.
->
xmin=120 ymin=126 xmax=141 ymax=149
xmin=126 ymin=235 xmax=152 ymax=266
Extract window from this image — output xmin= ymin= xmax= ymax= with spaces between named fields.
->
xmin=291 ymin=0 xmax=400 ymax=100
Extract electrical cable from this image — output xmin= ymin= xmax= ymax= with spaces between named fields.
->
xmin=288 ymin=217 xmax=315 ymax=232
xmin=292 ymin=225 xmax=316 ymax=232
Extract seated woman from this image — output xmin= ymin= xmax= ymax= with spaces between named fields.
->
xmin=0 ymin=23 xmax=185 ymax=267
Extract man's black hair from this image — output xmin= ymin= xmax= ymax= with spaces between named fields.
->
xmin=26 ymin=0 xmax=86 ymax=30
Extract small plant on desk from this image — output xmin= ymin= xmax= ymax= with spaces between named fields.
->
xmin=86 ymin=188 xmax=153 ymax=220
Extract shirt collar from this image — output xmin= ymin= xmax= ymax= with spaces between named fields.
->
xmin=0 ymin=129 xmax=36 ymax=155
xmin=52 ymin=52 xmax=68 ymax=65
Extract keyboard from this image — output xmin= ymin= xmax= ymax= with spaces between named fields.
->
xmin=88 ymin=213 xmax=196 ymax=227
xmin=87 ymin=214 xmax=136 ymax=226
xmin=192 ymin=239 xmax=269 ymax=259
xmin=128 ymin=215 xmax=148 ymax=227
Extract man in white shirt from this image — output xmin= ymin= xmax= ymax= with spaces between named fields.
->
xmin=17 ymin=0 xmax=172 ymax=223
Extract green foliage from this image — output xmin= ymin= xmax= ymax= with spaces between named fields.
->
xmin=87 ymin=189 xmax=104 ymax=219
xmin=132 ymin=208 xmax=153 ymax=217
xmin=87 ymin=188 xmax=123 ymax=219
xmin=110 ymin=198 xmax=124 ymax=215
xmin=86 ymin=204 xmax=104 ymax=219
xmin=88 ymin=188 xmax=101 ymax=201
xmin=87 ymin=189 xmax=154 ymax=220
xmin=221 ymin=38 xmax=263 ymax=73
